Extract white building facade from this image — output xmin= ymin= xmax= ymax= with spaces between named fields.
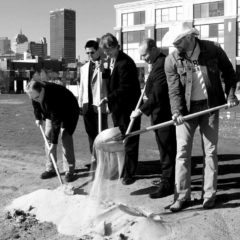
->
xmin=114 ymin=0 xmax=240 ymax=80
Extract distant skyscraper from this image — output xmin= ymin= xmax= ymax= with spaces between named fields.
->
xmin=0 ymin=37 xmax=11 ymax=55
xmin=29 ymin=38 xmax=47 ymax=59
xmin=50 ymin=8 xmax=76 ymax=63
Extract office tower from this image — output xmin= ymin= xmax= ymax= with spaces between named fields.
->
xmin=50 ymin=8 xmax=76 ymax=63
xmin=0 ymin=37 xmax=11 ymax=55
xmin=29 ymin=38 xmax=47 ymax=59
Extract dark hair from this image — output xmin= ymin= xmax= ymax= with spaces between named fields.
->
xmin=85 ymin=40 xmax=99 ymax=50
xmin=100 ymin=33 xmax=119 ymax=49
xmin=140 ymin=38 xmax=157 ymax=51
xmin=25 ymin=79 xmax=45 ymax=93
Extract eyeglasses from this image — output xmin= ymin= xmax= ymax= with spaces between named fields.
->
xmin=86 ymin=51 xmax=95 ymax=55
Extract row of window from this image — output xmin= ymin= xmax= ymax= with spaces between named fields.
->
xmin=194 ymin=1 xmax=224 ymax=18
xmin=121 ymin=1 xmax=224 ymax=26
xmin=122 ymin=22 xmax=226 ymax=60
xmin=122 ymin=11 xmax=145 ymax=27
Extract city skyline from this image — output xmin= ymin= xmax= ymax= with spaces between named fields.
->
xmin=0 ymin=0 xmax=140 ymax=61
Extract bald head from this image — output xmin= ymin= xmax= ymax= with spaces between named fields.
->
xmin=139 ymin=38 xmax=159 ymax=64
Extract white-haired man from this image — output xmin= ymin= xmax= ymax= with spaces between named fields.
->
xmin=164 ymin=22 xmax=239 ymax=211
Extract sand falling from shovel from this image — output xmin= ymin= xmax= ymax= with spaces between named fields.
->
xmin=5 ymin=149 xmax=145 ymax=238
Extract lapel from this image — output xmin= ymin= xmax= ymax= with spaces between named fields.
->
xmin=110 ymin=51 xmax=121 ymax=79
xmin=84 ymin=61 xmax=90 ymax=84
xmin=92 ymin=67 xmax=98 ymax=83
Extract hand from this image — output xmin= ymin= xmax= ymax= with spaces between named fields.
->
xmin=227 ymin=97 xmax=239 ymax=108
xmin=99 ymin=97 xmax=108 ymax=106
xmin=35 ymin=119 xmax=43 ymax=127
xmin=130 ymin=109 xmax=142 ymax=120
xmin=48 ymin=143 xmax=57 ymax=156
xmin=172 ymin=113 xmax=185 ymax=125
xmin=95 ymin=60 xmax=104 ymax=72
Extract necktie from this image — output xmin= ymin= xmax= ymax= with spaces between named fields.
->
xmin=110 ymin=59 xmax=115 ymax=74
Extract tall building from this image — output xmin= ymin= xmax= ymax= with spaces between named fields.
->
xmin=0 ymin=37 xmax=11 ymax=55
xmin=11 ymin=31 xmax=47 ymax=59
xmin=29 ymin=38 xmax=47 ymax=59
xmin=114 ymin=0 xmax=240 ymax=77
xmin=12 ymin=30 xmax=28 ymax=53
xmin=50 ymin=8 xmax=76 ymax=63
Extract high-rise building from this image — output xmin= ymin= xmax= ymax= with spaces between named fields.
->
xmin=0 ymin=37 xmax=11 ymax=55
xmin=50 ymin=8 xmax=76 ymax=63
xmin=12 ymin=30 xmax=29 ymax=55
xmin=29 ymin=38 xmax=47 ymax=59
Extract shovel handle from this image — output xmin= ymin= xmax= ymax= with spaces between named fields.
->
xmin=97 ymin=66 xmax=102 ymax=133
xmin=39 ymin=125 xmax=63 ymax=185
xmin=126 ymin=103 xmax=229 ymax=139
xmin=124 ymin=85 xmax=146 ymax=142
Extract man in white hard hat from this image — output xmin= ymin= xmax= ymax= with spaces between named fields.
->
xmin=164 ymin=22 xmax=239 ymax=212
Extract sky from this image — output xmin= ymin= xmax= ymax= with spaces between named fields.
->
xmin=0 ymin=0 xmax=140 ymax=61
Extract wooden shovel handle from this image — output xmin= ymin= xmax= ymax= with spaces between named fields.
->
xmin=39 ymin=125 xmax=63 ymax=185
xmin=126 ymin=103 xmax=229 ymax=139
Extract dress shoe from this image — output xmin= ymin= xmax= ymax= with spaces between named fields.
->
xmin=40 ymin=171 xmax=56 ymax=179
xmin=149 ymin=182 xmax=173 ymax=198
xmin=122 ymin=177 xmax=135 ymax=185
xmin=151 ymin=178 xmax=162 ymax=186
xmin=169 ymin=200 xmax=191 ymax=212
xmin=203 ymin=197 xmax=215 ymax=209
xmin=65 ymin=172 xmax=74 ymax=183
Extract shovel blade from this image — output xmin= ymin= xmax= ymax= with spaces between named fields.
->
xmin=94 ymin=127 xmax=125 ymax=153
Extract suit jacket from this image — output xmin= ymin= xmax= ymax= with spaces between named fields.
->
xmin=140 ymin=52 xmax=172 ymax=125
xmin=106 ymin=50 xmax=141 ymax=127
xmin=32 ymin=82 xmax=80 ymax=144
xmin=78 ymin=61 xmax=108 ymax=114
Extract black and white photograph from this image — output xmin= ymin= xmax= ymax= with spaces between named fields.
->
xmin=0 ymin=0 xmax=240 ymax=239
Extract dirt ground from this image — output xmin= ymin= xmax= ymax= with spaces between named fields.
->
xmin=0 ymin=94 xmax=240 ymax=240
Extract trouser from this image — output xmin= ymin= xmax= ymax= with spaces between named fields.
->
xmin=45 ymin=119 xmax=76 ymax=173
xmin=83 ymin=108 xmax=108 ymax=154
xmin=175 ymin=100 xmax=219 ymax=201
xmin=112 ymin=113 xmax=141 ymax=178
xmin=154 ymin=125 xmax=176 ymax=186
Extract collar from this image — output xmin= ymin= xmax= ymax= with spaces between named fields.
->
xmin=176 ymin=38 xmax=207 ymax=60
xmin=152 ymin=50 xmax=165 ymax=65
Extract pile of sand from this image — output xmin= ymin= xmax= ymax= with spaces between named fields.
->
xmin=5 ymin=188 xmax=172 ymax=239
xmin=5 ymin=148 xmax=236 ymax=239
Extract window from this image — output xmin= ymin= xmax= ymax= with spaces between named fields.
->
xmin=122 ymin=30 xmax=145 ymax=61
xmin=237 ymin=22 xmax=240 ymax=56
xmin=156 ymin=7 xmax=183 ymax=24
xmin=195 ymin=23 xmax=224 ymax=48
xmin=121 ymin=11 xmax=145 ymax=26
xmin=193 ymin=1 xmax=224 ymax=18
xmin=156 ymin=28 xmax=169 ymax=55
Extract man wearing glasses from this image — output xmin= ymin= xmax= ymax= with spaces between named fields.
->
xmin=78 ymin=40 xmax=108 ymax=164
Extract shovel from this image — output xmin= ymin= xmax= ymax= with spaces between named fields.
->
xmin=118 ymin=203 xmax=163 ymax=222
xmin=39 ymin=125 xmax=75 ymax=195
xmin=94 ymin=103 xmax=230 ymax=153
xmin=124 ymin=84 xmax=146 ymax=142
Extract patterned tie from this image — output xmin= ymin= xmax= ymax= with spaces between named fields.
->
xmin=196 ymin=66 xmax=208 ymax=98
xmin=110 ymin=59 xmax=115 ymax=74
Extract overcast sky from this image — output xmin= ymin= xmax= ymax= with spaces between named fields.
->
xmin=0 ymin=0 xmax=140 ymax=60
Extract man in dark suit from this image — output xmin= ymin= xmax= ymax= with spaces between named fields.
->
xmin=99 ymin=33 xmax=141 ymax=185
xmin=26 ymin=80 xmax=79 ymax=182
xmin=131 ymin=39 xmax=176 ymax=197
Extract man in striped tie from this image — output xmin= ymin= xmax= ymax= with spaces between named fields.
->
xmin=164 ymin=22 xmax=239 ymax=212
